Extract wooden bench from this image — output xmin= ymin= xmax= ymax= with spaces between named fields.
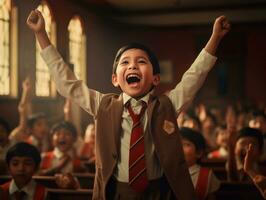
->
xmin=45 ymin=188 xmax=93 ymax=200
xmin=73 ymin=173 xmax=95 ymax=189
xmin=0 ymin=174 xmax=95 ymax=189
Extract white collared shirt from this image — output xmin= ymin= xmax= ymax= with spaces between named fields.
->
xmin=9 ymin=179 xmax=36 ymax=200
xmin=189 ymin=164 xmax=220 ymax=195
xmin=43 ymin=148 xmax=74 ymax=173
xmin=41 ymin=45 xmax=217 ymax=182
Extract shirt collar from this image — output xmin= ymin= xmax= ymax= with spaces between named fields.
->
xmin=189 ymin=164 xmax=200 ymax=175
xmin=54 ymin=147 xmax=73 ymax=159
xmin=9 ymin=179 xmax=36 ymax=197
xmin=122 ymin=89 xmax=154 ymax=107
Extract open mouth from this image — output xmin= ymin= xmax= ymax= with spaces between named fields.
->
xmin=126 ymin=74 xmax=141 ymax=84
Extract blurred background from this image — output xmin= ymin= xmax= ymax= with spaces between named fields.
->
xmin=0 ymin=0 xmax=265 ymax=133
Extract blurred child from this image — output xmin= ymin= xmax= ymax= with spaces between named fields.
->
xmin=201 ymin=111 xmax=218 ymax=151
xmin=0 ymin=142 xmax=46 ymax=199
xmin=180 ymin=127 xmax=220 ymax=200
xmin=9 ymin=78 xmax=50 ymax=152
xmin=249 ymin=111 xmax=266 ymax=160
xmin=181 ymin=112 xmax=202 ymax=132
xmin=26 ymin=113 xmax=50 ymax=152
xmin=39 ymin=121 xmax=85 ymax=175
xmin=208 ymin=125 xmax=229 ymax=159
xmin=227 ymin=127 xmax=263 ymax=182
xmin=79 ymin=123 xmax=96 ymax=161
xmin=244 ymin=144 xmax=266 ymax=199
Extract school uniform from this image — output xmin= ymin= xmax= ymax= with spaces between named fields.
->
xmin=189 ymin=164 xmax=220 ymax=200
xmin=208 ymin=147 xmax=228 ymax=159
xmin=41 ymin=147 xmax=82 ymax=173
xmin=0 ymin=179 xmax=46 ymax=200
xmin=40 ymin=45 xmax=217 ymax=200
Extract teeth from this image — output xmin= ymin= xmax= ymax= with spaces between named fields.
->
xmin=127 ymin=74 xmax=140 ymax=79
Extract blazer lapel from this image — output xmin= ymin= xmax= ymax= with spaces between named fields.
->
xmin=112 ymin=94 xmax=124 ymax=154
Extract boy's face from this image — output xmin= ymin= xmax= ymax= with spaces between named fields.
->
xmin=235 ymin=136 xmax=260 ymax=163
xmin=182 ymin=138 xmax=201 ymax=167
xmin=112 ymin=48 xmax=160 ymax=98
xmin=30 ymin=118 xmax=48 ymax=140
xmin=52 ymin=128 xmax=75 ymax=153
xmin=216 ymin=129 xmax=229 ymax=148
xmin=8 ymin=156 xmax=36 ymax=187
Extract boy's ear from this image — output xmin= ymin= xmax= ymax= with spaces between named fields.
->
xmin=153 ymin=74 xmax=160 ymax=86
xmin=112 ymin=74 xmax=119 ymax=87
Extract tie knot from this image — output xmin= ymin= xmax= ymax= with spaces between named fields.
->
xmin=127 ymin=101 xmax=147 ymax=123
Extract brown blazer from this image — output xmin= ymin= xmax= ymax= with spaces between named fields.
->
xmin=93 ymin=93 xmax=196 ymax=200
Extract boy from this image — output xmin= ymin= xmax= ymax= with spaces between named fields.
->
xmin=39 ymin=121 xmax=85 ymax=175
xmin=9 ymin=78 xmax=50 ymax=152
xmin=0 ymin=142 xmax=46 ymax=200
xmin=27 ymin=10 xmax=230 ymax=200
xmin=227 ymin=127 xmax=263 ymax=182
xmin=180 ymin=127 xmax=220 ymax=200
xmin=208 ymin=125 xmax=229 ymax=159
xmin=244 ymin=144 xmax=266 ymax=199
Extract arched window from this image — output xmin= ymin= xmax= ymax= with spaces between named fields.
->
xmin=35 ymin=0 xmax=56 ymax=97
xmin=0 ymin=0 xmax=11 ymax=95
xmin=68 ymin=16 xmax=86 ymax=81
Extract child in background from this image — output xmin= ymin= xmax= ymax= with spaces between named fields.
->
xmin=0 ymin=142 xmax=46 ymax=200
xmin=180 ymin=127 xmax=220 ymax=200
xmin=39 ymin=121 xmax=85 ymax=175
xmin=244 ymin=144 xmax=266 ymax=199
xmin=201 ymin=111 xmax=218 ymax=151
xmin=208 ymin=125 xmax=229 ymax=159
xmin=227 ymin=127 xmax=263 ymax=182
xmin=79 ymin=123 xmax=96 ymax=161
xmin=181 ymin=112 xmax=202 ymax=132
xmin=26 ymin=112 xmax=50 ymax=152
xmin=9 ymin=78 xmax=50 ymax=152
xmin=27 ymin=9 xmax=230 ymax=200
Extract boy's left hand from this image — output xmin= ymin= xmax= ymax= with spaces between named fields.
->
xmin=212 ymin=16 xmax=231 ymax=40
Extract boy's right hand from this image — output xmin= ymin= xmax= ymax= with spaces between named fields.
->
xmin=26 ymin=9 xmax=45 ymax=33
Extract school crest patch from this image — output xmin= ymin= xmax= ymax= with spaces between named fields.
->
xmin=163 ymin=120 xmax=175 ymax=135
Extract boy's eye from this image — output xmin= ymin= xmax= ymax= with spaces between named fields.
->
xmin=120 ymin=60 xmax=129 ymax=65
xmin=138 ymin=59 xmax=147 ymax=64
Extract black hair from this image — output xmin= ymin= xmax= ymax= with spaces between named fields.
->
xmin=0 ymin=116 xmax=10 ymax=134
xmin=183 ymin=112 xmax=202 ymax=131
xmin=50 ymin=121 xmax=77 ymax=139
xmin=6 ymin=142 xmax=41 ymax=169
xmin=27 ymin=112 xmax=46 ymax=128
xmin=237 ymin=127 xmax=263 ymax=151
xmin=180 ymin=127 xmax=206 ymax=152
xmin=112 ymin=43 xmax=160 ymax=75
xmin=252 ymin=110 xmax=266 ymax=120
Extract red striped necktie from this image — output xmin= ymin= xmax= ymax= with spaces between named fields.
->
xmin=127 ymin=102 xmax=148 ymax=192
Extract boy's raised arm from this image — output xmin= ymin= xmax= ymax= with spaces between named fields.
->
xmin=204 ymin=15 xmax=230 ymax=55
xmin=26 ymin=10 xmax=51 ymax=49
